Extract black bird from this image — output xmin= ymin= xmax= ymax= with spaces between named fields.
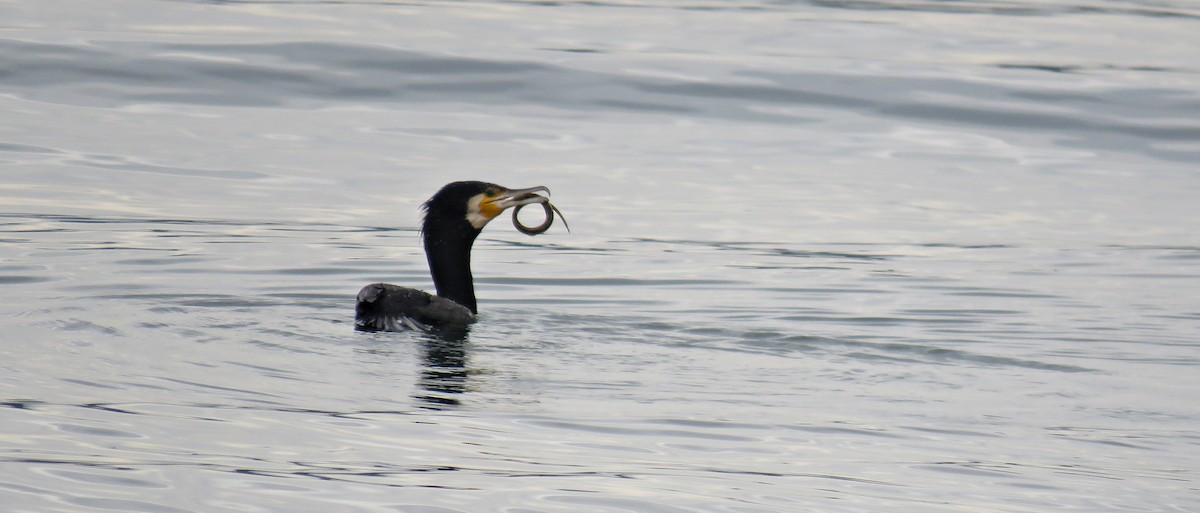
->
xmin=355 ymin=181 xmax=555 ymax=332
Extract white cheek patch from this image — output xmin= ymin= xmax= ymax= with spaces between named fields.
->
xmin=465 ymin=194 xmax=493 ymax=230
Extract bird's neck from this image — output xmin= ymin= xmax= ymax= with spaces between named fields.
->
xmin=424 ymin=226 xmax=479 ymax=314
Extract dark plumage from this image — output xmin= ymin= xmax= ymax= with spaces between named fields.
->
xmin=355 ymin=181 xmax=553 ymax=332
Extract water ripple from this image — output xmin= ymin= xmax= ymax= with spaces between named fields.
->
xmin=3 ymin=37 xmax=1197 ymax=162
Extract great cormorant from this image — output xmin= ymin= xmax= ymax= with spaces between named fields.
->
xmin=355 ymin=181 xmax=562 ymax=332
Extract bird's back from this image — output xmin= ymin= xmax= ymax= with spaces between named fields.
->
xmin=355 ymin=283 xmax=476 ymax=331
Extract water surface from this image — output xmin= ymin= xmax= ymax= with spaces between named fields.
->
xmin=2 ymin=0 xmax=1199 ymax=511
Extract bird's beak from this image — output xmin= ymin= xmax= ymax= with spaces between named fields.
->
xmin=477 ymin=185 xmax=552 ymax=222
xmin=479 ymin=185 xmax=568 ymax=233
xmin=493 ymin=185 xmax=551 ymax=210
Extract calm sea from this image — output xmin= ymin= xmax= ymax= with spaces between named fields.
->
xmin=2 ymin=0 xmax=1198 ymax=511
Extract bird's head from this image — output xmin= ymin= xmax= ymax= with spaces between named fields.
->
xmin=422 ymin=181 xmax=551 ymax=235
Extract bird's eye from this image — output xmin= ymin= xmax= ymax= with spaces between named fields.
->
xmin=485 ymin=188 xmax=498 ymax=197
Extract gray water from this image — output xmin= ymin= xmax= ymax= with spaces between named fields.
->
xmin=2 ymin=0 xmax=1199 ymax=511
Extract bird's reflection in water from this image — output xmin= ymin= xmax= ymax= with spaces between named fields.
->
xmin=414 ymin=326 xmax=471 ymax=408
